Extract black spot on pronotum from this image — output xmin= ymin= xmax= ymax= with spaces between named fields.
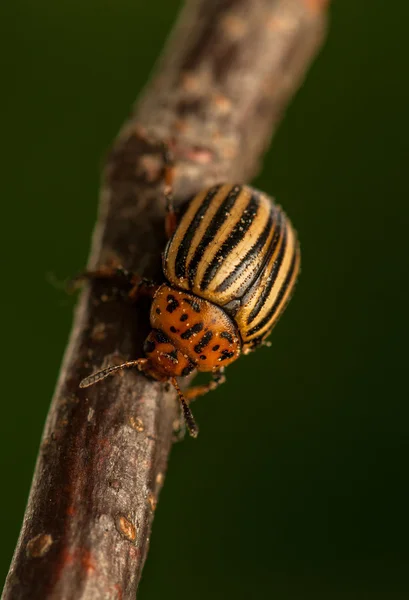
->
xmin=144 ymin=340 xmax=156 ymax=354
xmin=166 ymin=294 xmax=179 ymax=313
xmin=212 ymin=344 xmax=220 ymax=351
xmin=154 ymin=329 xmax=171 ymax=344
xmin=180 ymin=314 xmax=188 ymax=322
xmin=199 ymin=355 xmax=207 ymax=360
xmin=194 ymin=331 xmax=213 ymax=354
xmin=170 ymin=326 xmax=177 ymax=333
xmin=219 ymin=349 xmax=235 ymax=361
xmin=181 ymin=322 xmax=204 ymax=339
xmin=181 ymin=364 xmax=194 ymax=377
xmin=220 ymin=331 xmax=234 ymax=344
xmin=164 ymin=351 xmax=178 ymax=364
xmin=183 ymin=298 xmax=201 ymax=313
xmin=155 ymin=308 xmax=161 ymax=315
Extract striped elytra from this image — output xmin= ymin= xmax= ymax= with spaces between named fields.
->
xmin=79 ymin=175 xmax=300 ymax=438
xmin=163 ymin=183 xmax=300 ymax=351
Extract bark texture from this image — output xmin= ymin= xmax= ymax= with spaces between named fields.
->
xmin=2 ymin=1 xmax=329 ymax=598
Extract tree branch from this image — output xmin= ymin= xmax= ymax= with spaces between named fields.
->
xmin=2 ymin=1 xmax=329 ymax=598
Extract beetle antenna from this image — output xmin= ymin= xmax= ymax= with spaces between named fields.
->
xmin=170 ymin=377 xmax=199 ymax=438
xmin=79 ymin=359 xmax=147 ymax=388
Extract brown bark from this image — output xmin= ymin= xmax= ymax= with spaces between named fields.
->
xmin=2 ymin=1 xmax=329 ymax=598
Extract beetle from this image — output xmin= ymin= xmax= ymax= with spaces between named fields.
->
xmin=79 ymin=145 xmax=300 ymax=437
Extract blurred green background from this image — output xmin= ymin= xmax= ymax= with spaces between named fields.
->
xmin=1 ymin=1 xmax=409 ymax=598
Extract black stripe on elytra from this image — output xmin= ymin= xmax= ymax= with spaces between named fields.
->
xmin=174 ymin=185 xmax=221 ymax=280
xmin=216 ymin=204 xmax=275 ymax=295
xmin=194 ymin=331 xmax=213 ymax=353
xmin=187 ymin=185 xmax=242 ymax=288
xmin=181 ymin=322 xmax=204 ymax=339
xmin=245 ymin=212 xmax=287 ymax=325
xmin=246 ymin=221 xmax=288 ymax=326
xmin=199 ymin=193 xmax=259 ymax=291
xmin=247 ymin=248 xmax=297 ymax=337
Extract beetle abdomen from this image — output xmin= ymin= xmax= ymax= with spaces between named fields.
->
xmin=163 ymin=183 xmax=300 ymax=351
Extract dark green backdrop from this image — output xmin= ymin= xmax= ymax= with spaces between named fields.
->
xmin=1 ymin=1 xmax=408 ymax=598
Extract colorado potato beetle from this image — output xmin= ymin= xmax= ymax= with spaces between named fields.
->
xmin=79 ymin=146 xmax=300 ymax=437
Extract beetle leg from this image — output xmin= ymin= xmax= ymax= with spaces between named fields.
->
xmin=128 ymin=277 xmax=158 ymax=302
xmin=170 ymin=377 xmax=199 ymax=438
xmin=184 ymin=369 xmax=226 ymax=401
xmin=70 ymin=266 xmax=136 ymax=287
xmin=69 ymin=267 xmax=158 ymax=301
xmin=161 ymin=142 xmax=178 ymax=239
